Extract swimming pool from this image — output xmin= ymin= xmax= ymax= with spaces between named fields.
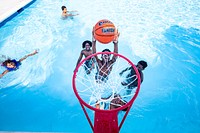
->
xmin=0 ymin=0 xmax=200 ymax=132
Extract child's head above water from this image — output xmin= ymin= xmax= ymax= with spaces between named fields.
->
xmin=2 ymin=59 xmax=16 ymax=68
xmin=61 ymin=6 xmax=67 ymax=12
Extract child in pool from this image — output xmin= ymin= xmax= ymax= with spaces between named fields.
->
xmin=0 ymin=50 xmax=38 ymax=78
xmin=61 ymin=6 xmax=79 ymax=18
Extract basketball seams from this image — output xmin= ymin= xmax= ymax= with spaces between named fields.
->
xmin=94 ymin=25 xmax=115 ymax=32
xmin=95 ymin=33 xmax=115 ymax=36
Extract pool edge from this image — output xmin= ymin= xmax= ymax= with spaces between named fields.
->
xmin=0 ymin=0 xmax=36 ymax=28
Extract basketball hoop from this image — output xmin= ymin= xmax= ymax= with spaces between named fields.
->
xmin=72 ymin=52 xmax=141 ymax=133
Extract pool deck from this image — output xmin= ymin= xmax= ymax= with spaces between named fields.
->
xmin=0 ymin=0 xmax=34 ymax=24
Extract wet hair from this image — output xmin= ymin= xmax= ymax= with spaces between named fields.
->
xmin=82 ymin=40 xmax=92 ymax=48
xmin=102 ymin=49 xmax=111 ymax=52
xmin=2 ymin=59 xmax=12 ymax=66
xmin=61 ymin=6 xmax=66 ymax=11
xmin=138 ymin=60 xmax=148 ymax=70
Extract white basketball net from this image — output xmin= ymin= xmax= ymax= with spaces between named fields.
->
xmin=74 ymin=53 xmax=139 ymax=110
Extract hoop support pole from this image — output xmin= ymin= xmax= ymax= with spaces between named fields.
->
xmin=80 ymin=103 xmax=94 ymax=132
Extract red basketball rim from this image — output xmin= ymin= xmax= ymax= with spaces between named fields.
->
xmin=72 ymin=52 xmax=141 ymax=112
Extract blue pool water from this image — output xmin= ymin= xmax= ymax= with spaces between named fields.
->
xmin=0 ymin=0 xmax=200 ymax=132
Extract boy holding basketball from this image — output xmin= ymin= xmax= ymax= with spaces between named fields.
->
xmin=92 ymin=29 xmax=119 ymax=83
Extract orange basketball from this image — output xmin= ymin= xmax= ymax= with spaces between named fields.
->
xmin=93 ymin=19 xmax=117 ymax=44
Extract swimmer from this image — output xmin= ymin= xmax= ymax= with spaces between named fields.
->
xmin=0 ymin=50 xmax=38 ymax=78
xmin=75 ymin=40 xmax=94 ymax=74
xmin=61 ymin=6 xmax=79 ymax=18
xmin=120 ymin=60 xmax=148 ymax=94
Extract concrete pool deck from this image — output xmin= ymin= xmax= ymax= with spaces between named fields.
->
xmin=0 ymin=0 xmax=34 ymax=24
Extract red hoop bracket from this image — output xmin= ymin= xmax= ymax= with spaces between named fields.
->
xmin=72 ymin=52 xmax=141 ymax=133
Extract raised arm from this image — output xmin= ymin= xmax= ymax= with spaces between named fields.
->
xmin=113 ymin=31 xmax=119 ymax=53
xmin=19 ymin=50 xmax=38 ymax=62
xmin=92 ymin=29 xmax=102 ymax=66
xmin=92 ymin=39 xmax=97 ymax=54
xmin=111 ymin=31 xmax=120 ymax=62
xmin=0 ymin=70 xmax=9 ymax=78
xmin=92 ymin=28 xmax=97 ymax=54
xmin=113 ymin=42 xmax=118 ymax=53
xmin=92 ymin=30 xmax=102 ymax=63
